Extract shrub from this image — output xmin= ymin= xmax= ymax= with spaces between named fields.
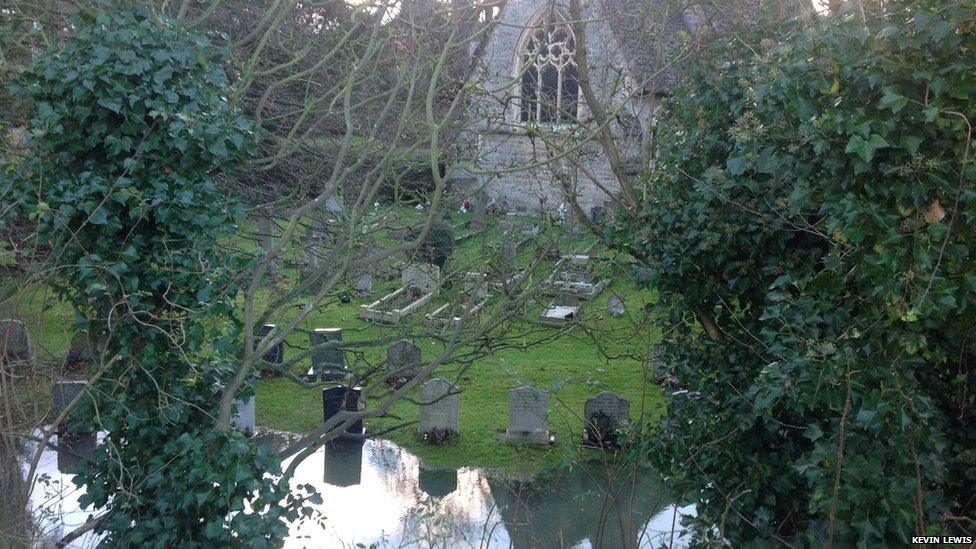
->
xmin=611 ymin=1 xmax=975 ymax=544
xmin=4 ymin=5 xmax=311 ymax=544
xmin=414 ymin=220 xmax=455 ymax=267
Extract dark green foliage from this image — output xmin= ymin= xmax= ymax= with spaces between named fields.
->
xmin=414 ymin=220 xmax=455 ymax=267
xmin=612 ymin=1 xmax=975 ymax=544
xmin=5 ymin=5 xmax=313 ymax=544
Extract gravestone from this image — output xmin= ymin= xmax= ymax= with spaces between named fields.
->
xmin=419 ymin=378 xmax=459 ymax=435
xmin=583 ymin=391 xmax=631 ymax=450
xmin=418 ymin=467 xmax=458 ymax=499
xmin=322 ymin=386 xmax=364 ymax=438
xmin=231 ymin=396 xmax=256 ymax=436
xmin=0 ymin=319 xmax=31 ymax=364
xmin=52 ymin=380 xmax=89 ymax=436
xmin=402 ymin=263 xmax=440 ymax=294
xmin=464 ymin=272 xmax=488 ymax=301
xmin=308 ymin=328 xmax=348 ymax=382
xmin=257 ymin=324 xmax=283 ymax=367
xmin=56 ymin=432 xmax=97 ymax=475
xmin=387 ymin=339 xmax=421 ymax=379
xmin=499 ymin=386 xmax=552 ymax=445
xmin=503 ymin=237 xmax=518 ymax=265
xmin=323 ymin=439 xmax=364 ymax=487
xmin=354 ymin=274 xmax=373 ymax=296
xmin=607 ymin=294 xmax=626 ymax=317
xmin=590 ymin=206 xmax=608 ymax=225
xmin=471 ymin=190 xmax=487 ymax=231
xmin=68 ymin=330 xmax=94 ymax=362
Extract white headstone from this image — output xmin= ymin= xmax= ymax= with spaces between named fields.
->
xmin=419 ymin=378 xmax=459 ymax=434
xmin=231 ymin=396 xmax=256 ymax=436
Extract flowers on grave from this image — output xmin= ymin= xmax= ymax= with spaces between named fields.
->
xmin=64 ymin=348 xmax=87 ymax=370
xmin=583 ymin=411 xmax=623 ymax=451
xmin=421 ymin=427 xmax=458 ymax=446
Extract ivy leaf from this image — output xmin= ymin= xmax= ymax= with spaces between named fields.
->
xmin=845 ymin=134 xmax=888 ymax=163
xmin=877 ymin=87 xmax=908 ymax=113
xmin=727 ymin=155 xmax=748 ymax=176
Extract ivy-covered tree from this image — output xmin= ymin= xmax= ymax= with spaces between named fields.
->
xmin=612 ymin=1 xmax=975 ymax=544
xmin=6 ymin=5 xmax=313 ymax=545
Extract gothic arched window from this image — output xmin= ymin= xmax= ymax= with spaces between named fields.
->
xmin=519 ymin=15 xmax=579 ymax=124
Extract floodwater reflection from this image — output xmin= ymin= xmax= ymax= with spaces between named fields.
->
xmin=284 ymin=437 xmax=694 ymax=548
xmin=22 ymin=431 xmax=693 ymax=547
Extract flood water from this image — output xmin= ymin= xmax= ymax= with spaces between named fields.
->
xmin=18 ymin=431 xmax=693 ymax=548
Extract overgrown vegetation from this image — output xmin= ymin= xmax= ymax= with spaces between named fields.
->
xmin=3 ymin=6 xmax=313 ymax=544
xmin=614 ymin=1 xmax=975 ymax=544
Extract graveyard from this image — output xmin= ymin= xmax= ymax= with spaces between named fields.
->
xmin=3 ymin=205 xmax=662 ymax=476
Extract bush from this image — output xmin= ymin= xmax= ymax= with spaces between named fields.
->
xmin=611 ymin=1 xmax=975 ymax=544
xmin=414 ymin=220 xmax=455 ymax=267
xmin=4 ymin=5 xmax=311 ymax=544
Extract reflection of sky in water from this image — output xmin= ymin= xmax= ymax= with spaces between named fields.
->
xmin=24 ymin=433 xmax=693 ymax=548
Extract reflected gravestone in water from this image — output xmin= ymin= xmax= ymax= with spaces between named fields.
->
xmin=323 ymin=439 xmax=364 ymax=487
xmin=419 ymin=378 xmax=459 ymax=435
xmin=52 ymin=380 xmax=95 ymax=474
xmin=52 ymin=380 xmax=89 ymax=436
xmin=583 ymin=391 xmax=630 ymax=449
xmin=387 ymin=339 xmax=421 ymax=379
xmin=500 ymin=386 xmax=551 ymax=445
xmin=231 ymin=395 xmax=256 ymax=436
xmin=308 ymin=328 xmax=348 ymax=382
xmin=256 ymin=324 xmax=283 ymax=376
xmin=418 ymin=467 xmax=458 ymax=499
xmin=0 ymin=319 xmax=31 ymax=364
xmin=322 ymin=386 xmax=364 ymax=438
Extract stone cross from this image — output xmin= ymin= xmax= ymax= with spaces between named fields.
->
xmin=0 ymin=319 xmax=31 ymax=364
xmin=583 ymin=391 xmax=631 ymax=449
xmin=308 ymin=328 xmax=347 ymax=382
xmin=231 ymin=395 xmax=256 ymax=436
xmin=322 ymin=386 xmax=364 ymax=438
xmin=499 ymin=386 xmax=551 ymax=445
xmin=419 ymin=378 xmax=459 ymax=434
xmin=387 ymin=339 xmax=421 ymax=378
xmin=258 ymin=215 xmax=278 ymax=280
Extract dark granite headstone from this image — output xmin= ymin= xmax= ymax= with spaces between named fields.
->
xmin=257 ymin=324 xmax=283 ymax=365
xmin=322 ymin=386 xmax=364 ymax=438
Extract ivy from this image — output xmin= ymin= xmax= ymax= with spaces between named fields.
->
xmin=5 ymin=4 xmax=310 ymax=545
xmin=612 ymin=1 xmax=975 ymax=545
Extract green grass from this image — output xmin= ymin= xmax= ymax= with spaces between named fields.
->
xmin=3 ymin=207 xmax=665 ymax=477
